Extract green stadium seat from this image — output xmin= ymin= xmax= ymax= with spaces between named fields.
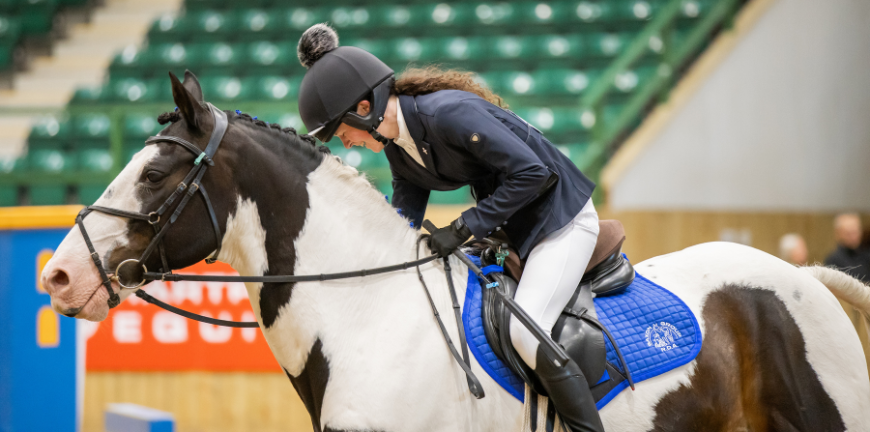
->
xmin=110 ymin=44 xmax=149 ymax=75
xmin=439 ymin=36 xmax=487 ymax=61
xmin=18 ymin=0 xmax=56 ymax=36
xmin=413 ymin=3 xmax=474 ymax=28
xmin=29 ymin=149 xmax=73 ymax=172
xmin=679 ymin=0 xmax=715 ymax=19
xmin=587 ymin=32 xmax=632 ymax=57
xmin=0 ymin=15 xmax=21 ymax=45
xmin=471 ymin=2 xmax=514 ymax=27
xmin=78 ymin=182 xmax=109 ymax=205
xmin=199 ymin=76 xmax=251 ymax=102
xmin=148 ymin=13 xmax=190 ymax=43
xmin=376 ymin=5 xmax=414 ymax=28
xmin=201 ymin=42 xmax=239 ymax=68
xmin=0 ymin=43 xmax=12 ymax=70
xmin=108 ymin=78 xmax=157 ymax=103
xmin=185 ymin=0 xmax=228 ymax=12
xmin=328 ymin=6 xmax=372 ymax=30
xmin=501 ymin=71 xmax=537 ymax=96
xmin=391 ymin=37 xmax=441 ymax=63
xmin=245 ymin=41 xmax=296 ymax=68
xmin=151 ymin=43 xmax=197 ymax=68
xmin=70 ymin=85 xmax=105 ymax=105
xmin=0 ymin=184 xmax=15 ymax=206
xmin=29 ymin=116 xmax=70 ymax=150
xmin=239 ymin=9 xmax=279 ymax=38
xmin=78 ymin=149 xmax=113 ymax=172
xmin=124 ymin=113 xmax=161 ymax=139
xmin=248 ymin=75 xmax=301 ymax=102
xmin=344 ymin=39 xmax=390 ymax=61
xmin=507 ymin=2 xmax=559 ymax=26
xmin=487 ymin=35 xmax=536 ymax=60
xmin=613 ymin=66 xmax=656 ymax=93
xmin=569 ymin=1 xmax=618 ymax=23
xmin=282 ymin=6 xmax=329 ymax=32
xmin=532 ymin=68 xmax=600 ymax=95
xmin=614 ymin=0 xmax=660 ymax=21
xmin=71 ymin=114 xmax=111 ymax=147
xmin=535 ymin=34 xmax=585 ymax=59
xmin=190 ymin=10 xmax=238 ymax=40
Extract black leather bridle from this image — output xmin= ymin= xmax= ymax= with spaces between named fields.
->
xmin=76 ymin=103 xmax=229 ymax=309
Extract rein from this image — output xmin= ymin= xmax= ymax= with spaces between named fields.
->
xmin=73 ymin=103 xmax=486 ymax=398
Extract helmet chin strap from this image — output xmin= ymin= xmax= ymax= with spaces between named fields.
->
xmin=341 ymin=77 xmax=394 ymax=146
xmin=369 ymin=126 xmax=390 ymax=145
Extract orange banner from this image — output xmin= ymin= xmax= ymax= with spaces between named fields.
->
xmin=85 ymin=261 xmax=279 ymax=371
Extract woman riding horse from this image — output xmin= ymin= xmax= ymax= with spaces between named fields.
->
xmin=296 ymin=24 xmax=604 ymax=432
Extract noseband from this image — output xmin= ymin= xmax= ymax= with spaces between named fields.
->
xmin=76 ymin=103 xmax=229 ymax=308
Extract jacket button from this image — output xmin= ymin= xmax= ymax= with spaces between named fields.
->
xmin=503 ymin=221 xmax=508 ymax=225
xmin=495 ymin=227 xmax=501 ymax=231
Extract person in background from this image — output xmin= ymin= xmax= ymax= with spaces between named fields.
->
xmin=824 ymin=213 xmax=870 ymax=282
xmin=824 ymin=213 xmax=870 ymax=377
xmin=779 ymin=233 xmax=808 ymax=266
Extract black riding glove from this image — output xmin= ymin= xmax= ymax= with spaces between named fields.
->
xmin=428 ymin=217 xmax=473 ymax=258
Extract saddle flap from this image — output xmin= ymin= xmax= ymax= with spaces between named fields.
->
xmin=551 ymin=284 xmax=608 ymax=385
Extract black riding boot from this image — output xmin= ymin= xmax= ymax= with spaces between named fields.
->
xmin=535 ymin=347 xmax=605 ymax=432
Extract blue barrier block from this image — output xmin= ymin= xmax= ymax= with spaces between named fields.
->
xmin=105 ymin=403 xmax=175 ymax=432
xmin=0 ymin=228 xmax=81 ymax=432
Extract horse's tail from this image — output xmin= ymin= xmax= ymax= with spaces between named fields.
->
xmin=803 ymin=266 xmax=870 ymax=322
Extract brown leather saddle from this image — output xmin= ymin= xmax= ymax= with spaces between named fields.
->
xmin=473 ymin=219 xmax=636 ymax=399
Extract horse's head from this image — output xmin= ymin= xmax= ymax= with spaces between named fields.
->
xmin=40 ymin=70 xmax=318 ymax=321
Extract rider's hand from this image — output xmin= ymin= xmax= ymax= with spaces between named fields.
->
xmin=428 ymin=217 xmax=473 ymax=258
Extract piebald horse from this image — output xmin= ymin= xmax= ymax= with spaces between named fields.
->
xmin=41 ymin=73 xmax=869 ymax=431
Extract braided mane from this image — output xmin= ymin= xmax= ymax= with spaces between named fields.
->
xmin=157 ymin=109 xmax=330 ymax=154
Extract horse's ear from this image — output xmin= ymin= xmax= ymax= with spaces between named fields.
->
xmin=169 ymin=71 xmax=208 ymax=131
xmin=182 ymin=70 xmax=204 ymax=102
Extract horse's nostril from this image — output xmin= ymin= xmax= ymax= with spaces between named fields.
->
xmin=51 ymin=269 xmax=70 ymax=288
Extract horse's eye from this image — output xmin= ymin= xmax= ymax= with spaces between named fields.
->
xmin=145 ymin=171 xmax=164 ymax=183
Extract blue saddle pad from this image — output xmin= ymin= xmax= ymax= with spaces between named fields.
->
xmin=462 ymin=255 xmax=702 ymax=409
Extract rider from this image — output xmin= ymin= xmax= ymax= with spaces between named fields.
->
xmin=296 ymin=24 xmax=604 ymax=432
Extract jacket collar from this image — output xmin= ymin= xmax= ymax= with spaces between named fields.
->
xmin=397 ymin=94 xmax=438 ymax=176
xmin=398 ymin=95 xmax=425 ymax=142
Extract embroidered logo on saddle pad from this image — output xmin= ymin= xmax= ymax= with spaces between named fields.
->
xmin=645 ymin=322 xmax=682 ymax=352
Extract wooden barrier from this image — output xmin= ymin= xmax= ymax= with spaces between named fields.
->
xmin=84 ymin=372 xmax=312 ymax=432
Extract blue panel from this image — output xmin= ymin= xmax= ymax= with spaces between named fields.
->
xmin=0 ymin=229 xmax=78 ymax=432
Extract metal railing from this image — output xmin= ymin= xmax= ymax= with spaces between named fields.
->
xmin=578 ymin=0 xmax=742 ymax=190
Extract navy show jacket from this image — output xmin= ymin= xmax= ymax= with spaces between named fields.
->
xmin=386 ymin=90 xmax=596 ymax=259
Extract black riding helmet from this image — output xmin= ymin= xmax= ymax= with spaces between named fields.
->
xmin=297 ymin=24 xmax=395 ymax=143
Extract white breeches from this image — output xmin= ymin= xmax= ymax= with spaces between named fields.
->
xmin=510 ymin=199 xmax=599 ymax=369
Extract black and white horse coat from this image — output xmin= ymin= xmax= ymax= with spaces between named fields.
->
xmin=41 ymin=73 xmax=870 ymax=431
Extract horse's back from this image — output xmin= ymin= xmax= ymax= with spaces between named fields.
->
xmin=600 ymin=242 xmax=869 ymax=431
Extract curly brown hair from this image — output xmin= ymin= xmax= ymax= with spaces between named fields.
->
xmin=393 ymin=66 xmax=508 ymax=109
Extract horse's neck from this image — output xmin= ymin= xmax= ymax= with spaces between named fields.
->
xmin=217 ymin=157 xmax=494 ymax=428
xmin=294 ymin=156 xmax=423 ymax=272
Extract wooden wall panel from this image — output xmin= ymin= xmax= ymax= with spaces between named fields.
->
xmin=600 ymin=209 xmax=843 ymax=263
xmin=83 ymin=372 xmax=313 ymax=432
